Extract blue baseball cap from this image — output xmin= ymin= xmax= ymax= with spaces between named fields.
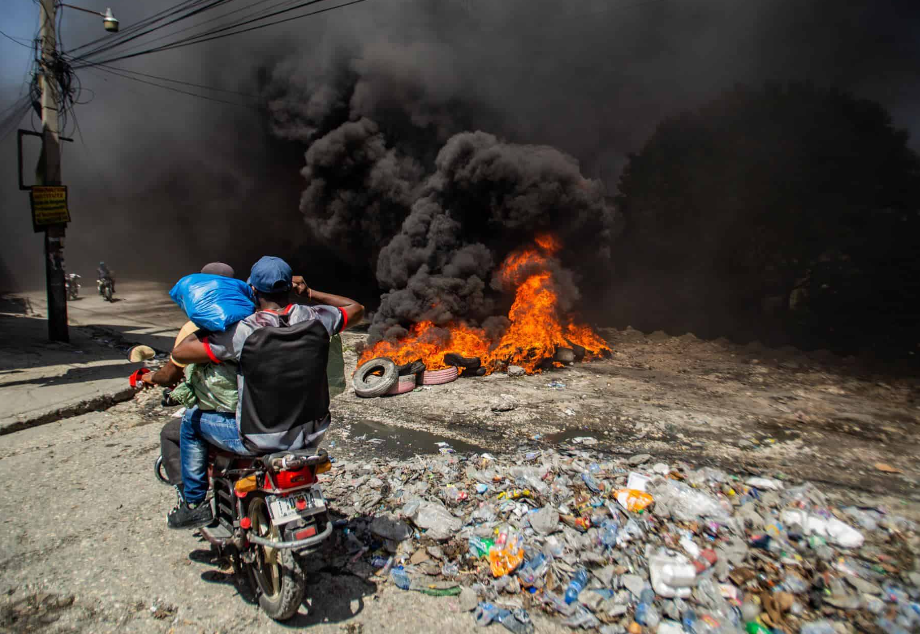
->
xmin=248 ymin=256 xmax=292 ymax=293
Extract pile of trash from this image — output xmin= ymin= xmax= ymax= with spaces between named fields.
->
xmin=320 ymin=445 xmax=920 ymax=634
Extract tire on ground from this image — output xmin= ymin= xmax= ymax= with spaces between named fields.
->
xmin=353 ymin=357 xmax=399 ymax=398
xmin=420 ymin=366 xmax=459 ymax=385
xmin=385 ymin=373 xmax=418 ymax=396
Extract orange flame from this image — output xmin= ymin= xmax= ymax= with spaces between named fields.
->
xmin=358 ymin=235 xmax=610 ymax=374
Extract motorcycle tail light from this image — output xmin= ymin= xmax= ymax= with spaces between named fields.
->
xmin=294 ymin=526 xmax=317 ymax=540
xmin=315 ymin=460 xmax=332 ymax=475
xmin=235 ymin=475 xmax=258 ymax=494
xmin=273 ymin=467 xmax=314 ymax=489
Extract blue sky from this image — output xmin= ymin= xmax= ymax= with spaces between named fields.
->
xmin=0 ymin=2 xmax=39 ymax=99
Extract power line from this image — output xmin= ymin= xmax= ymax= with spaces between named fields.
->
xmin=0 ymin=29 xmax=34 ymax=48
xmin=88 ymin=64 xmax=259 ymax=109
xmin=82 ymin=0 xmax=300 ymax=62
xmin=73 ymin=0 xmax=239 ymax=62
xmin=92 ymin=63 xmax=263 ymax=98
xmin=66 ymin=0 xmax=212 ymax=56
xmin=75 ymin=0 xmax=368 ymax=68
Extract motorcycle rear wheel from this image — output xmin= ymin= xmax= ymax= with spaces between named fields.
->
xmin=244 ymin=496 xmax=306 ymax=621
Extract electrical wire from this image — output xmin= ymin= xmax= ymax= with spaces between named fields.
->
xmin=74 ymin=0 xmax=367 ymax=68
xmin=0 ymin=29 xmax=34 ymax=48
xmin=91 ymin=63 xmax=264 ymax=97
xmin=72 ymin=0 xmax=237 ymax=62
xmin=66 ymin=0 xmax=212 ymax=55
xmin=81 ymin=0 xmax=300 ymax=62
xmin=88 ymin=64 xmax=260 ymax=109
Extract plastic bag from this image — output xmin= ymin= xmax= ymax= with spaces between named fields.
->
xmin=169 ymin=274 xmax=255 ymax=332
xmin=184 ymin=362 xmax=238 ymax=413
xmin=613 ymin=489 xmax=655 ymax=512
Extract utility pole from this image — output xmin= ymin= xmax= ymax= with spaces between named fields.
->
xmin=38 ymin=0 xmax=68 ymax=342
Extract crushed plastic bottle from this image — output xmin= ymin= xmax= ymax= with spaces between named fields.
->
xmin=635 ymin=588 xmax=661 ymax=628
xmin=391 ymin=566 xmax=411 ymax=590
xmin=517 ymin=552 xmax=551 ymax=588
xmin=598 ymin=519 xmax=619 ymax=549
xmin=564 ymin=569 xmax=590 ymax=604
xmin=582 ymin=472 xmax=602 ymax=493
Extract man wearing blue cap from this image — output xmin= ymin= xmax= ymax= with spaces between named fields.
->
xmin=169 ymin=256 xmax=364 ymax=529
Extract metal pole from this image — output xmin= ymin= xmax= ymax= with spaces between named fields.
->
xmin=39 ymin=0 xmax=68 ymax=342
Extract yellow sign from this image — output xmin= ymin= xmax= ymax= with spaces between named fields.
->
xmin=31 ymin=186 xmax=70 ymax=228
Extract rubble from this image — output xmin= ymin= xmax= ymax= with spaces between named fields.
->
xmin=319 ymin=445 xmax=920 ymax=634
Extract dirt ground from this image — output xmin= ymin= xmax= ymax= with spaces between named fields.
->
xmin=333 ymin=327 xmax=920 ymax=504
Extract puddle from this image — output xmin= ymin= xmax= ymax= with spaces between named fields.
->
xmin=331 ymin=420 xmax=486 ymax=458
xmin=541 ymin=428 xmax=603 ymax=445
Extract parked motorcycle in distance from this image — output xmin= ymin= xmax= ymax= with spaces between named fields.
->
xmin=154 ymin=442 xmax=333 ymax=620
xmin=65 ymin=273 xmax=81 ymax=300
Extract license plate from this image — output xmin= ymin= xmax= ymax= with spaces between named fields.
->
xmin=268 ymin=486 xmax=326 ymax=525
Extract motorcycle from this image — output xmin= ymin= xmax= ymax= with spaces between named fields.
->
xmin=97 ymin=277 xmax=115 ymax=302
xmin=153 ymin=437 xmax=333 ymax=620
xmin=65 ymin=273 xmax=81 ymax=300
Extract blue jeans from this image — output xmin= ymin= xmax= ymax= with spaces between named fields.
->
xmin=179 ymin=407 xmax=252 ymax=504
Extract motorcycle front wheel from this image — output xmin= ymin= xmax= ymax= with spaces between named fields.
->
xmin=243 ymin=495 xmax=306 ymax=621
xmin=103 ymin=285 xmax=113 ymax=302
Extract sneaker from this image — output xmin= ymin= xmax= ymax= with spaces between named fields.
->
xmin=167 ymin=498 xmax=213 ymax=530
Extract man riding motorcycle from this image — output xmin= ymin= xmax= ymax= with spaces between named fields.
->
xmin=141 ymin=262 xmax=238 ymax=487
xmin=169 ymin=256 xmax=364 ymax=529
xmin=97 ymin=261 xmax=115 ymax=296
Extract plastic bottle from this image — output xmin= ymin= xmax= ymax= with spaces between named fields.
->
xmin=564 ymin=569 xmax=590 ymax=604
xmin=582 ymin=472 xmax=602 ymax=493
xmin=745 ymin=622 xmax=770 ymax=634
xmin=635 ymin=588 xmax=661 ymax=628
xmin=489 ymin=526 xmax=524 ymax=577
xmin=390 ymin=566 xmax=411 ymax=590
xmin=520 ymin=552 xmax=553 ymax=588
xmin=598 ymin=519 xmax=619 ymax=549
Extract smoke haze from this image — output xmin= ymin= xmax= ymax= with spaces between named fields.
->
xmin=1 ymin=0 xmax=918 ymax=325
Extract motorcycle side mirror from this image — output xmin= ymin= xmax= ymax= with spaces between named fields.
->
xmin=127 ymin=345 xmax=156 ymax=363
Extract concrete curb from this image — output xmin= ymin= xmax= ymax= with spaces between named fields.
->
xmin=0 ymin=387 xmax=136 ymax=436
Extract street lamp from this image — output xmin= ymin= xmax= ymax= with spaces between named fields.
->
xmin=59 ymin=4 xmax=119 ymax=33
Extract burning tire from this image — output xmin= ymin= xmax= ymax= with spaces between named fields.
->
xmin=385 ymin=373 xmax=418 ymax=396
xmin=353 ymin=358 xmax=398 ymax=398
xmin=567 ymin=343 xmax=587 ymax=362
xmin=419 ymin=366 xmax=459 ymax=385
xmin=554 ymin=347 xmax=576 ymax=364
xmin=443 ymin=353 xmax=481 ymax=369
xmin=396 ymin=359 xmax=426 ymax=376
